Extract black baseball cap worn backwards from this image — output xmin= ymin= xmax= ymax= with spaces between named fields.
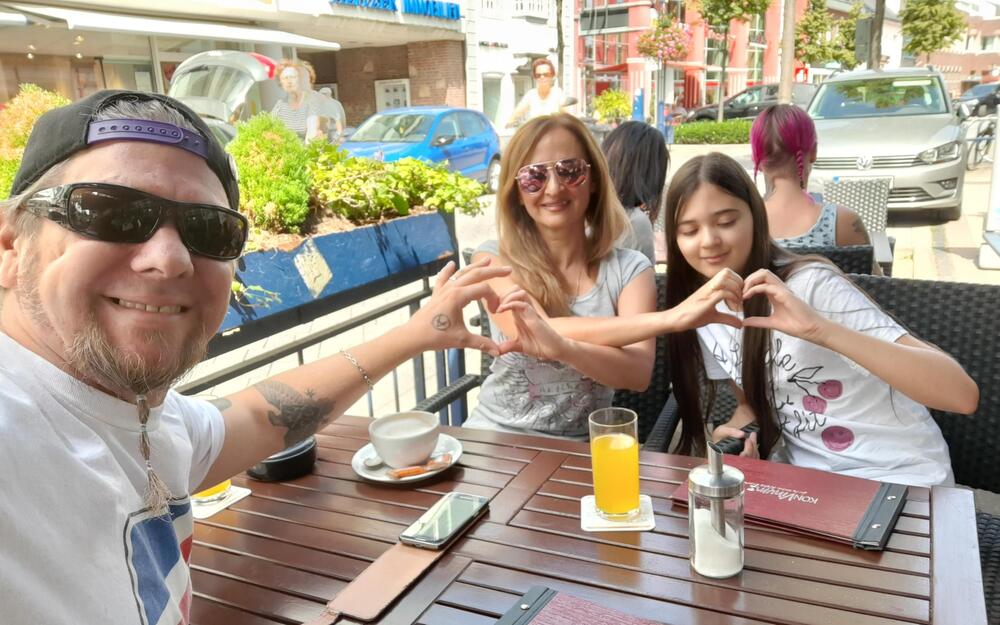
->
xmin=10 ymin=90 xmax=240 ymax=210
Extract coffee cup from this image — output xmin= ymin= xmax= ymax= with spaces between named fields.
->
xmin=369 ymin=411 xmax=440 ymax=468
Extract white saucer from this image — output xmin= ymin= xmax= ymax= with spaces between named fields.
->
xmin=580 ymin=495 xmax=656 ymax=532
xmin=351 ymin=433 xmax=463 ymax=483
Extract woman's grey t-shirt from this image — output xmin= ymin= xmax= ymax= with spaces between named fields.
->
xmin=619 ymin=207 xmax=656 ymax=265
xmin=465 ymin=240 xmax=652 ymax=438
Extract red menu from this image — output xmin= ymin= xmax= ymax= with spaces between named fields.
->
xmin=671 ymin=455 xmax=908 ymax=550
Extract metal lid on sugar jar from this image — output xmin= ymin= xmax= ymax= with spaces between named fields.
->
xmin=688 ymin=443 xmax=745 ymax=499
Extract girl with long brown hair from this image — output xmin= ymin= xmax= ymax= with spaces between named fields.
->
xmin=661 ymin=153 xmax=976 ymax=487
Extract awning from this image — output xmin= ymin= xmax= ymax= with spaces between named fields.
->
xmin=0 ymin=9 xmax=25 ymax=24
xmin=5 ymin=4 xmax=340 ymax=50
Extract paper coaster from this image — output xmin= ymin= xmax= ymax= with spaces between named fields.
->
xmin=191 ymin=485 xmax=251 ymax=520
xmin=580 ymin=495 xmax=656 ymax=532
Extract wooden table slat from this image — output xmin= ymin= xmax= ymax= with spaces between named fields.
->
xmin=190 ymin=596 xmax=289 ymax=625
xmin=191 ymin=569 xmax=322 ymax=624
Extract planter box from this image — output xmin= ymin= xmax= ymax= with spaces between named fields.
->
xmin=208 ymin=211 xmax=457 ymax=357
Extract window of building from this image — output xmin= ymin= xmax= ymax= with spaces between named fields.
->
xmin=748 ymin=13 xmax=765 ymax=46
xmin=748 ymin=46 xmax=764 ymax=83
xmin=655 ymin=0 xmax=686 ymax=22
xmin=705 ymin=33 xmax=725 ymax=68
xmin=481 ymin=0 xmax=503 ymax=18
xmin=513 ymin=0 xmax=548 ymax=19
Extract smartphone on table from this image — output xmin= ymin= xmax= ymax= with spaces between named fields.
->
xmin=399 ymin=491 xmax=490 ymax=550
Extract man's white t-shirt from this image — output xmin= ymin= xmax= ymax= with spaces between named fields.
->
xmin=696 ymin=263 xmax=954 ymax=488
xmin=0 ymin=332 xmax=226 ymax=623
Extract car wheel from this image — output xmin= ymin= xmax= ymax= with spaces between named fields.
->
xmin=939 ymin=204 xmax=962 ymax=221
xmin=486 ymin=157 xmax=501 ymax=194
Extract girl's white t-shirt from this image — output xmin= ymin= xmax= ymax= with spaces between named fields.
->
xmin=696 ymin=263 xmax=954 ymax=487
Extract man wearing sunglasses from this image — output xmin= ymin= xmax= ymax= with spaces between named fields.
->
xmin=506 ymin=58 xmax=570 ymax=128
xmin=0 ymin=90 xmax=511 ymax=623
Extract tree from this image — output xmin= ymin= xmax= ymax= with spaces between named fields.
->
xmin=696 ymin=0 xmax=771 ymax=122
xmin=796 ymin=0 xmax=863 ymax=70
xmin=796 ymin=0 xmax=841 ymax=67
xmin=900 ymin=0 xmax=966 ymax=65
xmin=836 ymin=2 xmax=864 ymax=70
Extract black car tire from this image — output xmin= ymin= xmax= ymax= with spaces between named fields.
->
xmin=486 ymin=157 xmax=501 ymax=194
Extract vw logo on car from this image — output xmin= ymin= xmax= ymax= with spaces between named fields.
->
xmin=856 ymin=155 xmax=874 ymax=170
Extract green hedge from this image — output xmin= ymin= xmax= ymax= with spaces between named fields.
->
xmin=675 ymin=119 xmax=752 ymax=144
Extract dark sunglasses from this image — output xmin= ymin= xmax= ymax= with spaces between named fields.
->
xmin=535 ymin=72 xmax=554 ymax=79
xmin=23 ymin=183 xmax=248 ymax=260
xmin=515 ymin=158 xmax=590 ymax=194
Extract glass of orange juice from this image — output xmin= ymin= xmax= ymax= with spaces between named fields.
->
xmin=192 ymin=479 xmax=232 ymax=505
xmin=589 ymin=407 xmax=640 ymax=519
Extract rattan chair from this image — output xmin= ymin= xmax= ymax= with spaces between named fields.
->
xmin=785 ymin=244 xmax=875 ymax=275
xmin=821 ymin=177 xmax=894 ymax=274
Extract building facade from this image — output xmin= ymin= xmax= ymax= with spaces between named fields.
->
xmin=462 ymin=0 xmax=568 ymax=128
xmin=0 ymin=0 xmax=469 ymax=125
xmin=574 ymin=0 xmax=797 ymax=115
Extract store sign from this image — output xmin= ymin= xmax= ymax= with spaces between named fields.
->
xmin=328 ymin=0 xmax=460 ymax=19
xmin=329 ymin=0 xmax=398 ymax=12
xmin=402 ymin=0 xmax=460 ymax=20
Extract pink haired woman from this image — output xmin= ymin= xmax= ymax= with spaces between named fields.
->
xmin=751 ymin=104 xmax=869 ymax=248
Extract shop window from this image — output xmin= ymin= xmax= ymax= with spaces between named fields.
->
xmin=481 ymin=76 xmax=502 ymax=125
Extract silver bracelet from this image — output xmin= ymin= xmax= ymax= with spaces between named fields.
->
xmin=341 ymin=349 xmax=375 ymax=391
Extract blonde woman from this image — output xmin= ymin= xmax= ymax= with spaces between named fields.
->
xmin=465 ymin=114 xmax=657 ymax=438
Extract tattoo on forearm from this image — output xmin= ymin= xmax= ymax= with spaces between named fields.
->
xmin=852 ymin=218 xmax=865 ymax=234
xmin=432 ymin=314 xmax=452 ymax=331
xmin=209 ymin=397 xmax=232 ymax=414
xmin=254 ymin=380 xmax=337 ymax=447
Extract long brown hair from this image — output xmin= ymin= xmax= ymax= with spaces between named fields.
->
xmin=664 ymin=153 xmax=813 ymax=458
xmin=497 ymin=113 xmax=627 ymax=316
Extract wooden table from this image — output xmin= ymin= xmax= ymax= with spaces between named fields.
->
xmin=190 ymin=415 xmax=987 ymax=625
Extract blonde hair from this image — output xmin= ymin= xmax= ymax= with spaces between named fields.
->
xmin=275 ymin=59 xmax=316 ymax=86
xmin=497 ymin=113 xmax=627 ymax=316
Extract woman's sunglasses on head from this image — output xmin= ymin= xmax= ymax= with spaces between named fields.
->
xmin=23 ymin=182 xmax=248 ymax=260
xmin=515 ymin=158 xmax=590 ymax=194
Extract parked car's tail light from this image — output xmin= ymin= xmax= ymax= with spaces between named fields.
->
xmin=918 ymin=142 xmax=961 ymax=164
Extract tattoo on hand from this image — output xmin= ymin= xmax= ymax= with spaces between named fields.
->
xmin=432 ymin=314 xmax=452 ymax=331
xmin=209 ymin=397 xmax=232 ymax=414
xmin=254 ymin=380 xmax=336 ymax=447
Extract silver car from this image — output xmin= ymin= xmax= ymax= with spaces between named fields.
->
xmin=807 ymin=68 xmax=966 ymax=220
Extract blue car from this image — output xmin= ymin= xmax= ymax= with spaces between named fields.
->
xmin=342 ymin=106 xmax=502 ymax=192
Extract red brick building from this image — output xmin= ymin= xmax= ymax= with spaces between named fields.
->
xmin=575 ymin=0 xmax=809 ymax=112
xmin=924 ymin=16 xmax=1000 ymax=97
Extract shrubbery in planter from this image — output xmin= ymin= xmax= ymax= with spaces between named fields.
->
xmin=227 ymin=114 xmax=313 ymax=233
xmin=312 ymin=156 xmax=484 ymax=222
xmin=0 ymin=84 xmax=71 ymax=197
xmin=675 ymin=119 xmax=752 ymax=144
